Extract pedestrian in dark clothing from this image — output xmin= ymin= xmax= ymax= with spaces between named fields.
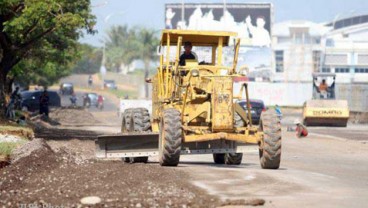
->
xmin=179 ymin=41 xmax=197 ymax=66
xmin=39 ymin=90 xmax=50 ymax=117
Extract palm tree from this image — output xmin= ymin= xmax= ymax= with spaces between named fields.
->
xmin=135 ymin=27 xmax=159 ymax=98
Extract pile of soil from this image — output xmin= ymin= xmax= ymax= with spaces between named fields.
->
xmin=49 ymin=108 xmax=100 ymax=125
xmin=1 ymin=139 xmax=221 ymax=207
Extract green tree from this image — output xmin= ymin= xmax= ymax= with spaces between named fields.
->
xmin=105 ymin=25 xmax=139 ymax=71
xmin=0 ymin=0 xmax=95 ymax=114
xmin=135 ymin=27 xmax=159 ymax=98
xmin=71 ymin=43 xmax=102 ymax=74
xmin=105 ymin=25 xmax=159 ymax=98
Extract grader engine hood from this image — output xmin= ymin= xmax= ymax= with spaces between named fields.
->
xmin=211 ymin=76 xmax=234 ymax=131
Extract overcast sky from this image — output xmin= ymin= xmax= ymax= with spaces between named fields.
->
xmin=80 ymin=0 xmax=368 ymax=46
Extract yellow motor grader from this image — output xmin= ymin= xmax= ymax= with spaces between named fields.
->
xmin=96 ymin=30 xmax=282 ymax=168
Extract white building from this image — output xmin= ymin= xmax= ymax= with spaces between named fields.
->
xmin=272 ymin=14 xmax=368 ymax=83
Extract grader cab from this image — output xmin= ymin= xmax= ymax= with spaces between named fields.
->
xmin=96 ymin=30 xmax=282 ymax=169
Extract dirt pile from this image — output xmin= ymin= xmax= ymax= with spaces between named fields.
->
xmin=49 ymin=107 xmax=100 ymax=125
xmin=0 ymin=138 xmax=262 ymax=207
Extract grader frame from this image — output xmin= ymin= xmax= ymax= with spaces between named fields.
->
xmin=96 ymin=30 xmax=281 ymax=168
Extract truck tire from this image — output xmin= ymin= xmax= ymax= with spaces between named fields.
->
xmin=159 ymin=108 xmax=182 ymax=166
xmin=225 ymin=153 xmax=243 ymax=165
xmin=213 ymin=153 xmax=225 ymax=164
xmin=121 ymin=109 xmax=134 ymax=133
xmin=259 ymin=110 xmax=282 ymax=169
xmin=122 ymin=108 xmax=150 ymax=163
xmin=133 ymin=109 xmax=151 ymax=132
xmin=220 ymin=112 xmax=244 ymax=165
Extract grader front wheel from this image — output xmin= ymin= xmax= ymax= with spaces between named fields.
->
xmin=259 ymin=110 xmax=282 ymax=169
xmin=159 ymin=109 xmax=182 ymax=166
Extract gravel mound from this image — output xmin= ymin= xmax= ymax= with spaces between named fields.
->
xmin=0 ymin=134 xmax=23 ymax=143
xmin=49 ymin=108 xmax=100 ymax=125
xmin=10 ymin=138 xmax=49 ymax=163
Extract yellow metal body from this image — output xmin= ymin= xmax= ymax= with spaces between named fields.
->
xmin=151 ymin=30 xmax=261 ymax=144
xmin=303 ymin=99 xmax=350 ymax=126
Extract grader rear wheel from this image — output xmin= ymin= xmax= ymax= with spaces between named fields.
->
xmin=159 ymin=108 xmax=182 ymax=166
xmin=121 ymin=108 xmax=150 ymax=163
xmin=213 ymin=153 xmax=225 ymax=164
xmin=225 ymin=153 xmax=243 ymax=165
xmin=259 ymin=110 xmax=282 ymax=169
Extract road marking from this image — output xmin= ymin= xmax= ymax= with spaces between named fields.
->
xmin=308 ymin=132 xmax=347 ymax=142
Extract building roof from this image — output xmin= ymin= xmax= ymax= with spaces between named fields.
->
xmin=273 ymin=20 xmax=330 ymax=37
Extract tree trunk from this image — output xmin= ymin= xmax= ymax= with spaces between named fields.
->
xmin=144 ymin=59 xmax=150 ymax=99
xmin=0 ymin=70 xmax=7 ymax=118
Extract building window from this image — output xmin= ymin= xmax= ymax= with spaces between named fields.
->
xmin=313 ymin=51 xmax=321 ymax=72
xmin=335 ymin=68 xmax=350 ymax=73
xmin=355 ymin=68 xmax=368 ymax=73
xmin=275 ymin=50 xmax=284 ymax=72
xmin=322 ymin=68 xmax=331 ymax=73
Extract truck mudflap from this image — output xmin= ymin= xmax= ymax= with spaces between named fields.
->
xmin=96 ymin=133 xmax=258 ymax=159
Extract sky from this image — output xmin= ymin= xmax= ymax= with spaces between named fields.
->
xmin=80 ymin=0 xmax=368 ymax=46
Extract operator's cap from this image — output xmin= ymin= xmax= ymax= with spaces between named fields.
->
xmin=293 ymin=119 xmax=301 ymax=125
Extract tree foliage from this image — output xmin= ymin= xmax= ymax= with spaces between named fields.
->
xmin=71 ymin=43 xmax=102 ymax=74
xmin=0 ymin=0 xmax=96 ymax=112
xmin=105 ymin=25 xmax=159 ymax=97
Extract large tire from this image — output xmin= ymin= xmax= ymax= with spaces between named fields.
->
xmin=121 ymin=109 xmax=134 ymax=133
xmin=133 ymin=109 xmax=151 ymax=132
xmin=121 ymin=108 xmax=150 ymax=163
xmin=225 ymin=153 xmax=243 ymax=165
xmin=159 ymin=108 xmax=182 ymax=166
xmin=259 ymin=110 xmax=282 ymax=169
xmin=213 ymin=153 xmax=225 ymax=164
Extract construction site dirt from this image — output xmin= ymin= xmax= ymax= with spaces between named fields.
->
xmin=1 ymin=99 xmax=368 ymax=207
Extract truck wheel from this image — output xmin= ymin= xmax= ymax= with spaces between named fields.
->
xmin=121 ymin=109 xmax=133 ymax=133
xmin=259 ymin=110 xmax=282 ymax=169
xmin=213 ymin=153 xmax=225 ymax=164
xmin=122 ymin=108 xmax=150 ymax=163
xmin=133 ymin=109 xmax=151 ymax=132
xmin=159 ymin=108 xmax=182 ymax=166
xmin=225 ymin=153 xmax=243 ymax=165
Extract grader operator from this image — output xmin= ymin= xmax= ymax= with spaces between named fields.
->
xmin=96 ymin=30 xmax=282 ymax=169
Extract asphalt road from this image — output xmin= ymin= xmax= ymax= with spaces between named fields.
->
xmin=57 ymin=91 xmax=368 ymax=207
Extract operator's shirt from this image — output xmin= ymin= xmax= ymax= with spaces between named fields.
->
xmin=179 ymin=52 xmax=196 ymax=66
xmin=319 ymin=83 xmax=328 ymax=92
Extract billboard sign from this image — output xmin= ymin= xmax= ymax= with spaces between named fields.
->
xmin=165 ymin=3 xmax=274 ymax=81
xmin=165 ymin=3 xmax=272 ymax=47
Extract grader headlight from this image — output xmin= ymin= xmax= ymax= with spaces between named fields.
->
xmin=190 ymin=69 xmax=199 ymax=77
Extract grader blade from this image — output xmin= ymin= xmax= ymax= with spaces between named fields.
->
xmin=95 ymin=133 xmax=159 ymax=159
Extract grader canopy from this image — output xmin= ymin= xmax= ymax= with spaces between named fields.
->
xmin=96 ymin=30 xmax=282 ymax=169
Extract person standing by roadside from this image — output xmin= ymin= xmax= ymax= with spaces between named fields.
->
xmin=39 ymin=89 xmax=50 ymax=117
xmin=294 ymin=119 xmax=308 ymax=138
xmin=88 ymin=75 xmax=93 ymax=88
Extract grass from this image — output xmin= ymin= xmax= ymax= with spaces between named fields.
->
xmin=0 ymin=140 xmax=27 ymax=157
xmin=107 ymin=89 xmax=138 ymax=99
xmin=0 ymin=125 xmax=34 ymax=140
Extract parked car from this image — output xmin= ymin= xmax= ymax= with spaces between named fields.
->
xmin=104 ymin=80 xmax=117 ymax=90
xmin=83 ymin=93 xmax=98 ymax=107
xmin=236 ymin=99 xmax=266 ymax=125
xmin=20 ymin=90 xmax=61 ymax=112
xmin=59 ymin=83 xmax=74 ymax=95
